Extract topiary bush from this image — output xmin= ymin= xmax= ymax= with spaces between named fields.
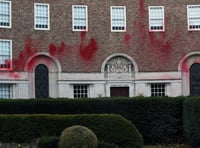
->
xmin=59 ymin=125 xmax=98 ymax=148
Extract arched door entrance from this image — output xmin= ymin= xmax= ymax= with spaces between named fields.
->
xmin=190 ymin=63 xmax=200 ymax=96
xmin=35 ymin=64 xmax=49 ymax=98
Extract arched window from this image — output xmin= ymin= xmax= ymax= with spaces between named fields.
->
xmin=190 ymin=63 xmax=200 ymax=96
xmin=35 ymin=64 xmax=49 ymax=98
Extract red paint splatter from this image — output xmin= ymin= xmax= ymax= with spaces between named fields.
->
xmin=79 ymin=32 xmax=98 ymax=61
xmin=80 ymin=38 xmax=98 ymax=61
xmin=1 ymin=38 xmax=40 ymax=78
xmin=9 ymin=72 xmax=20 ymax=79
xmin=148 ymin=32 xmax=172 ymax=62
xmin=149 ymin=34 xmax=171 ymax=52
xmin=13 ymin=38 xmax=38 ymax=72
xmin=49 ymin=43 xmax=57 ymax=56
xmin=5 ymin=59 xmax=11 ymax=70
xmin=181 ymin=60 xmax=190 ymax=84
xmin=49 ymin=42 xmax=69 ymax=57
xmin=26 ymin=57 xmax=37 ymax=72
xmin=1 ymin=31 xmax=98 ymax=79
xmin=124 ymin=34 xmax=131 ymax=45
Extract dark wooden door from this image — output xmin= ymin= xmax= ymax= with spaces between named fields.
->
xmin=190 ymin=63 xmax=200 ymax=96
xmin=35 ymin=64 xmax=49 ymax=98
xmin=110 ymin=87 xmax=129 ymax=97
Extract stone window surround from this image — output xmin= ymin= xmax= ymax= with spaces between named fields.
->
xmin=0 ymin=39 xmax=12 ymax=70
xmin=148 ymin=6 xmax=165 ymax=32
xmin=0 ymin=0 xmax=11 ymax=28
xmin=110 ymin=6 xmax=126 ymax=32
xmin=187 ymin=5 xmax=200 ymax=31
xmin=34 ymin=3 xmax=50 ymax=30
xmin=72 ymin=5 xmax=88 ymax=31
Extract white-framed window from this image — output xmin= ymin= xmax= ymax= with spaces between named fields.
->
xmin=72 ymin=5 xmax=88 ymax=31
xmin=0 ymin=84 xmax=12 ymax=99
xmin=111 ymin=6 xmax=126 ymax=32
xmin=0 ymin=0 xmax=11 ymax=28
xmin=187 ymin=5 xmax=200 ymax=31
xmin=34 ymin=3 xmax=50 ymax=30
xmin=0 ymin=39 xmax=12 ymax=70
xmin=151 ymin=83 xmax=166 ymax=97
xmin=73 ymin=84 xmax=89 ymax=98
xmin=149 ymin=6 xmax=165 ymax=32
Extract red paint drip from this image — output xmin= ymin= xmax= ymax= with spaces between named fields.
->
xmin=57 ymin=42 xmax=66 ymax=53
xmin=1 ymin=32 xmax=98 ymax=78
xmin=148 ymin=32 xmax=171 ymax=58
xmin=124 ymin=34 xmax=131 ymax=45
xmin=13 ymin=38 xmax=38 ymax=71
xmin=80 ymin=31 xmax=87 ymax=42
xmin=79 ymin=31 xmax=98 ymax=61
xmin=49 ymin=43 xmax=57 ymax=56
xmin=182 ymin=61 xmax=190 ymax=79
xmin=80 ymin=38 xmax=98 ymax=61
xmin=5 ymin=59 xmax=11 ymax=69
xmin=9 ymin=72 xmax=20 ymax=79
xmin=0 ymin=38 xmax=39 ymax=78
xmin=49 ymin=42 xmax=69 ymax=57
xmin=139 ymin=0 xmax=145 ymax=16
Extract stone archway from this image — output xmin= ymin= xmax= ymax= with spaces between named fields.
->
xmin=179 ymin=52 xmax=200 ymax=96
xmin=101 ymin=53 xmax=138 ymax=78
xmin=25 ymin=52 xmax=61 ymax=98
xmin=101 ymin=53 xmax=138 ymax=97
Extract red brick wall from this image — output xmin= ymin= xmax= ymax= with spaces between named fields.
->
xmin=0 ymin=0 xmax=199 ymax=72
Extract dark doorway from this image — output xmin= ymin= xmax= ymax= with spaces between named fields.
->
xmin=110 ymin=87 xmax=129 ymax=97
xmin=190 ymin=63 xmax=200 ymax=96
xmin=35 ymin=64 xmax=49 ymax=98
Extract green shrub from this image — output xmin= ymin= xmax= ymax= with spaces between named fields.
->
xmin=59 ymin=125 xmax=97 ymax=148
xmin=0 ymin=114 xmax=143 ymax=148
xmin=38 ymin=136 xmax=59 ymax=148
xmin=98 ymin=140 xmax=119 ymax=148
xmin=0 ymin=97 xmax=183 ymax=144
xmin=183 ymin=97 xmax=200 ymax=147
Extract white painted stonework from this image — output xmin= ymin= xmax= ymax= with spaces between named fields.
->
xmin=0 ymin=52 xmax=194 ymax=99
xmin=0 ymin=71 xmax=183 ymax=99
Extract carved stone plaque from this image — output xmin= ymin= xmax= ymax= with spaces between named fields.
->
xmin=106 ymin=56 xmax=132 ymax=73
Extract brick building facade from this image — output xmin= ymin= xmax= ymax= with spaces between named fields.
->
xmin=0 ymin=0 xmax=200 ymax=98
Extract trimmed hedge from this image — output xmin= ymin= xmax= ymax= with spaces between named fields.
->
xmin=38 ymin=138 xmax=119 ymax=148
xmin=0 ymin=97 xmax=184 ymax=144
xmin=39 ymin=136 xmax=59 ymax=148
xmin=183 ymin=97 xmax=200 ymax=147
xmin=0 ymin=114 xmax=143 ymax=148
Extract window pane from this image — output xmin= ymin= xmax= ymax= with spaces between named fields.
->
xmin=149 ymin=6 xmax=164 ymax=31
xmin=73 ymin=84 xmax=88 ymax=98
xmin=111 ymin=7 xmax=126 ymax=31
xmin=151 ymin=83 xmax=166 ymax=97
xmin=73 ymin=6 xmax=87 ymax=31
xmin=0 ymin=1 xmax=11 ymax=27
xmin=188 ymin=5 xmax=200 ymax=30
xmin=0 ymin=84 xmax=11 ymax=99
xmin=0 ymin=40 xmax=11 ymax=69
xmin=35 ymin=4 xmax=49 ymax=29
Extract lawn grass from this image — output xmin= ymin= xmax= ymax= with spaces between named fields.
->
xmin=143 ymin=144 xmax=191 ymax=148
